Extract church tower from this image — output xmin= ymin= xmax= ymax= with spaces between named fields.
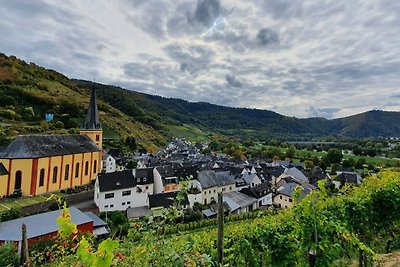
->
xmin=80 ymin=87 xmax=103 ymax=149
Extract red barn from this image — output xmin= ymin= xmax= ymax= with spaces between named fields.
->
xmin=0 ymin=207 xmax=95 ymax=249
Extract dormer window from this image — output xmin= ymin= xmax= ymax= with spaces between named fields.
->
xmin=143 ymin=177 xmax=147 ymax=182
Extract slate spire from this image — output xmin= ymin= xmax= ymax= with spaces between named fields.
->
xmin=83 ymin=86 xmax=101 ymax=130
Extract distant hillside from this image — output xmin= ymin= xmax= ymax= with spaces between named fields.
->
xmin=74 ymin=80 xmax=400 ymax=139
xmin=0 ymin=53 xmax=163 ymax=147
xmin=1 ymin=52 xmax=400 ymax=144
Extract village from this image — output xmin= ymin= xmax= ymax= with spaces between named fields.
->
xmin=0 ymin=88 xmax=364 ymax=250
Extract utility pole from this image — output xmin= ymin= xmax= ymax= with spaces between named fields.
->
xmin=217 ymin=192 xmax=224 ymax=265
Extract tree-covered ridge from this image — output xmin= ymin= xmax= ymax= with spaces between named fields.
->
xmin=74 ymin=79 xmax=400 ymax=140
xmin=0 ymin=53 xmax=162 ymax=146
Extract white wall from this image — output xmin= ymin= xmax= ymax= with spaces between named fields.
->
xmin=95 ymin=182 xmax=154 ymax=212
xmin=153 ymin=168 xmax=164 ymax=194
xmin=104 ymin=155 xmax=116 ymax=173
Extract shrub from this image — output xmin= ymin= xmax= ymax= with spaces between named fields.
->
xmin=0 ymin=243 xmax=19 ymax=267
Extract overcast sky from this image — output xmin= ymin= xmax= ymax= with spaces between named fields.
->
xmin=1 ymin=0 xmax=399 ymax=119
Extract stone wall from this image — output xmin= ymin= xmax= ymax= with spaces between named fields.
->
xmin=20 ymin=190 xmax=94 ymax=216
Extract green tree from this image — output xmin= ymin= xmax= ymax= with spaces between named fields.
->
xmin=326 ymin=148 xmax=343 ymax=164
xmin=285 ymin=145 xmax=296 ymax=159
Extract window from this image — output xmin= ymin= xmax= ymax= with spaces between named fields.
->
xmin=96 ymin=134 xmax=100 ymax=141
xmin=64 ymin=164 xmax=70 ymax=181
xmin=204 ymin=191 xmax=207 ymax=195
xmin=15 ymin=171 xmax=22 ymax=190
xmin=143 ymin=177 xmax=147 ymax=182
xmin=39 ymin=169 xmax=45 ymax=187
xmin=93 ymin=160 xmax=97 ymax=173
xmin=110 ymin=204 xmax=114 ymax=208
xmin=122 ymin=202 xmax=126 ymax=205
xmin=52 ymin=166 xmax=58 ymax=183
xmin=75 ymin=163 xmax=80 ymax=178
xmin=127 ymin=201 xmax=131 ymax=205
xmin=122 ymin=190 xmax=131 ymax=196
xmin=105 ymin=193 xmax=114 ymax=199
xmin=85 ymin=161 xmax=89 ymax=175
xmin=96 ymin=194 xmax=99 ymax=199
xmin=104 ymin=205 xmax=108 ymax=208
xmin=280 ymin=196 xmax=282 ymax=200
xmin=145 ymin=186 xmax=149 ymax=190
xmin=229 ymin=186 xmax=232 ymax=190
xmin=289 ymin=199 xmax=293 ymax=203
xmin=204 ymin=199 xmax=207 ymax=205
xmin=209 ymin=190 xmax=211 ymax=194
xmin=222 ymin=188 xmax=226 ymax=192
xmin=213 ymin=190 xmax=216 ymax=193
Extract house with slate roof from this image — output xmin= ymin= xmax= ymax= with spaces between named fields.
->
xmin=0 ymin=88 xmax=102 ymax=197
xmin=94 ymin=168 xmax=154 ymax=212
xmin=189 ymin=170 xmax=236 ymax=206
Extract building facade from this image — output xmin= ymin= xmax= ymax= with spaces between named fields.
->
xmin=0 ymin=88 xmax=102 ymax=197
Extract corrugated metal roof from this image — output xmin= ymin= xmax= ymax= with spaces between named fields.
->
xmin=0 ymin=134 xmax=100 ymax=159
xmin=84 ymin=212 xmax=107 ymax=227
xmin=0 ymin=207 xmax=92 ymax=241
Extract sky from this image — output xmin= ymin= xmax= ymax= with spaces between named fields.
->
xmin=0 ymin=0 xmax=399 ymax=119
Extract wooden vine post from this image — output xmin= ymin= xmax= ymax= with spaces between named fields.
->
xmin=217 ymin=192 xmax=224 ymax=265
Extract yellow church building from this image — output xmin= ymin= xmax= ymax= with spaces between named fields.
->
xmin=0 ymin=88 xmax=103 ymax=197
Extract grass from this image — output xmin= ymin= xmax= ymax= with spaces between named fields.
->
xmin=166 ymin=124 xmax=209 ymax=142
xmin=0 ymin=193 xmax=64 ymax=213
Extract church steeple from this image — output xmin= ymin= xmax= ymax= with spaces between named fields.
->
xmin=83 ymin=87 xmax=101 ymax=130
xmin=80 ymin=86 xmax=103 ymax=149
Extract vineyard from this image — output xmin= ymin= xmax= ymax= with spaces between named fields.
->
xmin=35 ymin=169 xmax=400 ymax=266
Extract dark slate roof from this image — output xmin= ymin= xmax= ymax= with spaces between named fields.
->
xmin=148 ymin=191 xmax=188 ymax=209
xmin=0 ymin=134 xmax=100 ymax=159
xmin=155 ymin=165 xmax=176 ymax=178
xmin=134 ymin=168 xmax=154 ymax=185
xmin=335 ymin=172 xmax=361 ymax=185
xmin=197 ymin=170 xmax=236 ymax=189
xmin=0 ymin=207 xmax=92 ymax=241
xmin=174 ymin=165 xmax=199 ymax=179
xmin=240 ymin=181 xmax=272 ymax=198
xmin=98 ymin=170 xmax=136 ymax=192
xmin=82 ymin=87 xmax=101 ymax=130
xmin=0 ymin=163 xmax=8 ymax=175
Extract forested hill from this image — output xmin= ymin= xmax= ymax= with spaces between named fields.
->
xmin=1 ymin=52 xmax=400 ymax=144
xmin=74 ymin=80 xmax=400 ymax=139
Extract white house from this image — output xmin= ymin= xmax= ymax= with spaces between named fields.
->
xmin=94 ymin=168 xmax=154 ymax=212
xmin=240 ymin=181 xmax=273 ymax=207
xmin=241 ymin=172 xmax=262 ymax=187
xmin=103 ymin=155 xmax=116 ymax=173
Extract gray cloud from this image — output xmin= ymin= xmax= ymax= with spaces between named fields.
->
xmin=308 ymin=107 xmax=341 ymax=119
xmin=163 ymin=44 xmax=215 ymax=75
xmin=189 ymin=0 xmax=221 ymax=27
xmin=1 ymin=0 xmax=400 ymax=118
xmin=225 ymin=73 xmax=242 ymax=87
xmin=256 ymin=27 xmax=279 ymax=46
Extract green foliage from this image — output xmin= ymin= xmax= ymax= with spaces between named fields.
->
xmin=0 ymin=208 xmax=21 ymax=222
xmin=0 ymin=243 xmax=19 ymax=267
xmin=76 ymin=236 xmax=119 ymax=267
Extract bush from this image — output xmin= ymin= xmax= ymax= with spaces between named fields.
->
xmin=0 ymin=208 xmax=21 ymax=222
xmin=0 ymin=243 xmax=19 ymax=267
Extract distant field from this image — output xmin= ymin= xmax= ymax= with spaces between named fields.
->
xmin=263 ymin=145 xmax=400 ymax=166
xmin=166 ymin=124 xmax=209 ymax=142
